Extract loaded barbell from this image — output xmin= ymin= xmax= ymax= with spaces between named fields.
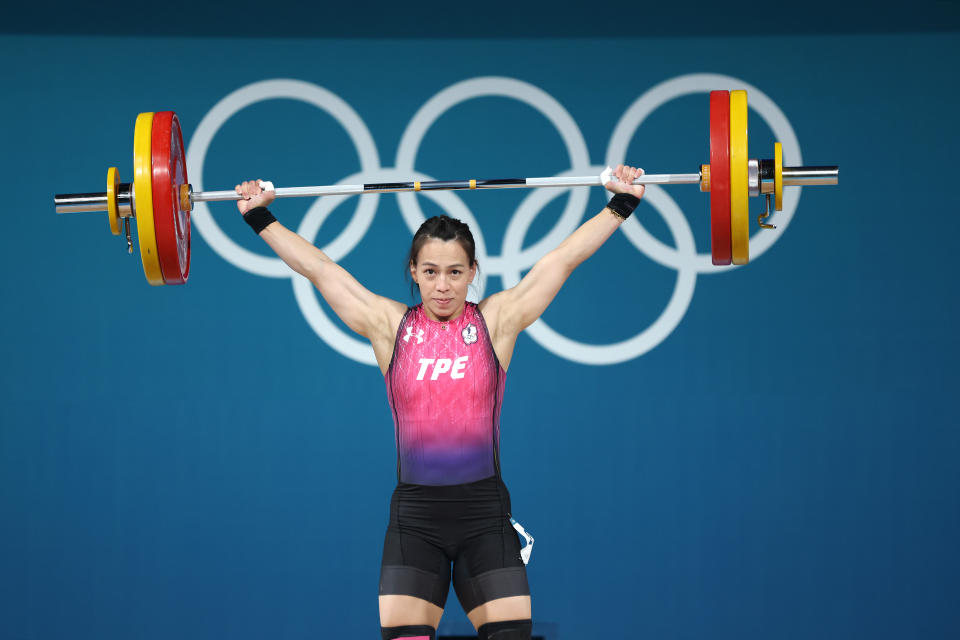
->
xmin=54 ymin=89 xmax=839 ymax=285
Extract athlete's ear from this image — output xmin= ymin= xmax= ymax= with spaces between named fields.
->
xmin=468 ymin=261 xmax=477 ymax=284
xmin=409 ymin=260 xmax=418 ymax=284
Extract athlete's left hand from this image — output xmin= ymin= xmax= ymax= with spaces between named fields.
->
xmin=235 ymin=179 xmax=276 ymax=214
xmin=604 ymin=164 xmax=646 ymax=200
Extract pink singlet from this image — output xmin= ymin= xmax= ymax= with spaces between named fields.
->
xmin=385 ymin=302 xmax=506 ymax=486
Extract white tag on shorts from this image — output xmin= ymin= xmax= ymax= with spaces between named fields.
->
xmin=510 ymin=517 xmax=534 ymax=565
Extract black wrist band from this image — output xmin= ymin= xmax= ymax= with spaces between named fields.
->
xmin=243 ymin=206 xmax=277 ymax=234
xmin=606 ymin=193 xmax=640 ymax=220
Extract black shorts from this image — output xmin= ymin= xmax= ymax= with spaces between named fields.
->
xmin=379 ymin=475 xmax=530 ymax=613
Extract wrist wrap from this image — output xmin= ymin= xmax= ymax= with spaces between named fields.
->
xmin=606 ymin=193 xmax=640 ymax=220
xmin=243 ymin=206 xmax=276 ymax=234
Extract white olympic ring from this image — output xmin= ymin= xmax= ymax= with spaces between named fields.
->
xmin=187 ymin=79 xmax=381 ymax=278
xmin=186 ymin=74 xmax=803 ymax=366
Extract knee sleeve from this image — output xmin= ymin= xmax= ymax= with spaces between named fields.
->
xmin=381 ymin=624 xmax=436 ymax=640
xmin=478 ymin=619 xmax=532 ymax=640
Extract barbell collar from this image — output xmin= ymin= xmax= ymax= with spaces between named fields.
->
xmin=760 ymin=159 xmax=775 ymax=195
xmin=748 ymin=159 xmax=760 ymax=197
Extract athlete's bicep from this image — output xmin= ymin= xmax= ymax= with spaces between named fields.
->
xmin=479 ymin=291 xmax=526 ymax=371
xmin=307 ymin=259 xmax=406 ymax=341
xmin=496 ymin=250 xmax=571 ymax=334
xmin=371 ymin=300 xmax=408 ymax=374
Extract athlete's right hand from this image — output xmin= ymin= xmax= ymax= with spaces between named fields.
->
xmin=235 ymin=179 xmax=276 ymax=214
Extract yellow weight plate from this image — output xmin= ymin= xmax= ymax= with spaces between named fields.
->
xmin=729 ymin=90 xmax=749 ymax=265
xmin=774 ymin=141 xmax=783 ymax=211
xmin=107 ymin=166 xmax=120 ymax=236
xmin=133 ymin=112 xmax=164 ymax=286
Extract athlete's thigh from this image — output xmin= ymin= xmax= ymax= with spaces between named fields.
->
xmin=466 ymin=595 xmax=532 ymax=629
xmin=452 ymin=526 xmax=530 ymax=627
xmin=379 ymin=594 xmax=445 ymax=629
xmin=380 ymin=520 xmax=452 ymax=627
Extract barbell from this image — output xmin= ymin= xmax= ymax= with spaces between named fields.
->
xmin=54 ymin=89 xmax=839 ymax=286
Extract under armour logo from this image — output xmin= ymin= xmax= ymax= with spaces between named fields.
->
xmin=403 ymin=326 xmax=425 ymax=344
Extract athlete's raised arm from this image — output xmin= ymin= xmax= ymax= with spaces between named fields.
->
xmin=479 ymin=164 xmax=646 ymax=369
xmin=236 ymin=180 xmax=406 ymax=370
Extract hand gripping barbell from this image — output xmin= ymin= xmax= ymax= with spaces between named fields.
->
xmin=54 ymin=90 xmax=839 ymax=286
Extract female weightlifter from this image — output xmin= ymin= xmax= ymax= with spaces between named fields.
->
xmin=234 ymin=165 xmax=646 ymax=640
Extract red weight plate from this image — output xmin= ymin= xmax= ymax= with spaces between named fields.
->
xmin=151 ymin=111 xmax=191 ymax=285
xmin=709 ymin=91 xmax=732 ymax=266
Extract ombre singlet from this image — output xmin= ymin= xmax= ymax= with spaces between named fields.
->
xmin=385 ymin=303 xmax=506 ymax=486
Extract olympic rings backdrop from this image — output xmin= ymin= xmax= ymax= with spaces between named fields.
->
xmin=2 ymin=33 xmax=959 ymax=640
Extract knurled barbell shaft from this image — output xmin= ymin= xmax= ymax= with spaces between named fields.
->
xmin=192 ymin=173 xmax=703 ymax=203
xmin=53 ymin=166 xmax=839 ymax=215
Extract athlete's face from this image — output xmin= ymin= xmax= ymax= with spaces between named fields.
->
xmin=410 ymin=238 xmax=477 ymax=322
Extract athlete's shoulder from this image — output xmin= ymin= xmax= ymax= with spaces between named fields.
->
xmin=476 ymin=293 xmax=505 ymax=330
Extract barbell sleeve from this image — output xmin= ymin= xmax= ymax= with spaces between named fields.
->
xmin=54 ymin=193 xmax=111 ymax=214
xmin=781 ymin=166 xmax=839 ymax=187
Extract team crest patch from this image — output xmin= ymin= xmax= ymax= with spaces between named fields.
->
xmin=462 ymin=323 xmax=478 ymax=345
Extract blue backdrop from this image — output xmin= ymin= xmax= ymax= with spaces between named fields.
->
xmin=2 ymin=32 xmax=958 ymax=639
